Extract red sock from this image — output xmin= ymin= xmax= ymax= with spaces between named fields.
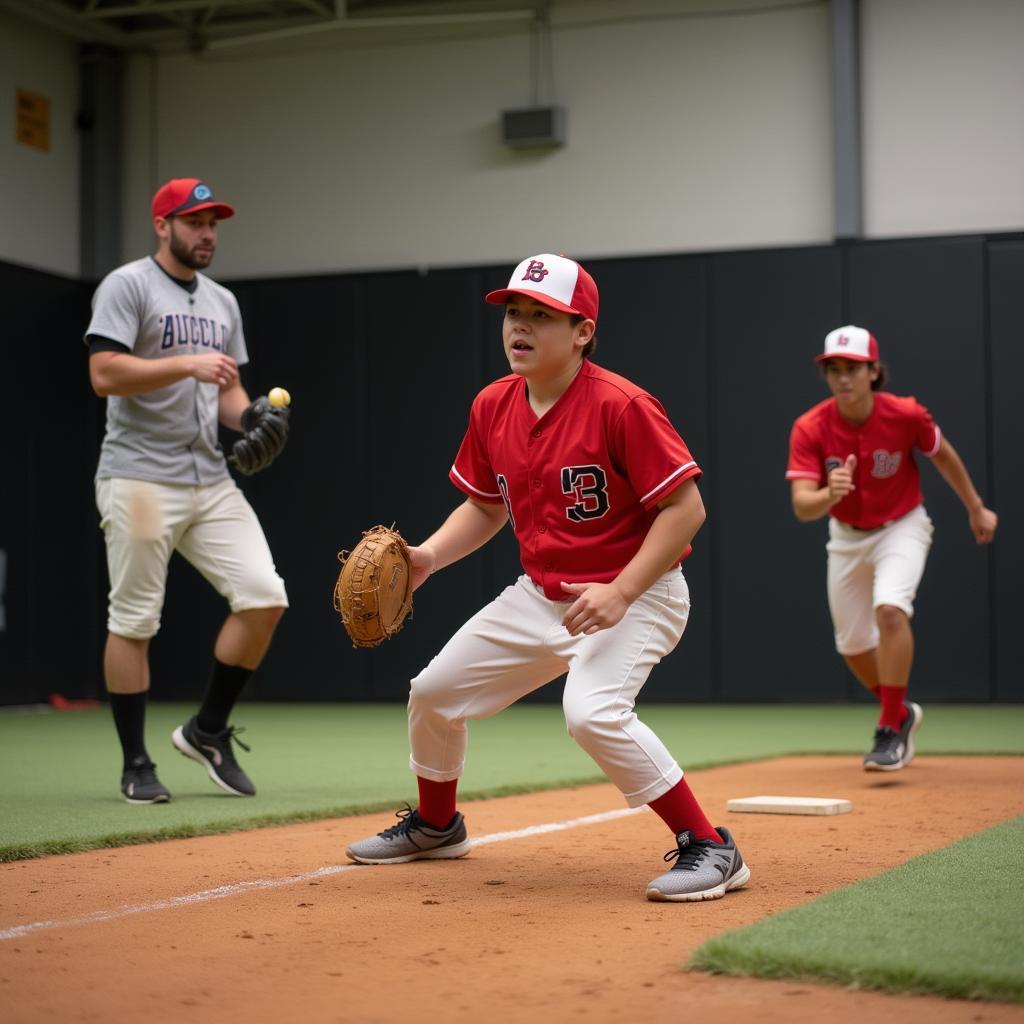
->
xmin=417 ymin=777 xmax=458 ymax=830
xmin=878 ymin=685 xmax=908 ymax=731
xmin=648 ymin=779 xmax=722 ymax=844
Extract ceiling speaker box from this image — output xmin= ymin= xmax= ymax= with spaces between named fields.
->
xmin=502 ymin=106 xmax=566 ymax=148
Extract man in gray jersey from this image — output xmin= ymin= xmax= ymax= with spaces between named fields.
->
xmin=86 ymin=178 xmax=289 ymax=804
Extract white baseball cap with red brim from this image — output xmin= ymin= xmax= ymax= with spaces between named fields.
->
xmin=485 ymin=253 xmax=599 ymax=323
xmin=816 ymin=325 xmax=879 ymax=363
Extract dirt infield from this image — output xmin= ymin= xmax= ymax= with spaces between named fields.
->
xmin=2 ymin=756 xmax=1022 ymax=1024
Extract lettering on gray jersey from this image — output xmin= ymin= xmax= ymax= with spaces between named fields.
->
xmin=87 ymin=257 xmax=249 ymax=484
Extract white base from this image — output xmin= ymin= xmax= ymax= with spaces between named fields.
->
xmin=727 ymin=795 xmax=852 ymax=816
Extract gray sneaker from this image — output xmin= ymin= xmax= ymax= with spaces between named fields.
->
xmin=900 ymin=701 xmax=923 ymax=766
xmin=345 ymin=806 xmax=471 ymax=865
xmin=646 ymin=827 xmax=750 ymax=902
xmin=863 ymin=725 xmax=906 ymax=771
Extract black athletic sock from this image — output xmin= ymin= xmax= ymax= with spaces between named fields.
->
xmin=109 ymin=691 xmax=149 ymax=770
xmin=196 ymin=660 xmax=253 ymax=734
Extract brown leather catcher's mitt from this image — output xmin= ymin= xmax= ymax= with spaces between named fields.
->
xmin=333 ymin=525 xmax=414 ymax=648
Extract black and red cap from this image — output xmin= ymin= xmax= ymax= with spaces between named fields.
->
xmin=151 ymin=178 xmax=235 ymax=221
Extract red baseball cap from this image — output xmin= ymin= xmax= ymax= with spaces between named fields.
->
xmin=151 ymin=178 xmax=235 ymax=220
xmin=485 ymin=253 xmax=599 ymax=323
xmin=815 ymin=325 xmax=879 ymax=363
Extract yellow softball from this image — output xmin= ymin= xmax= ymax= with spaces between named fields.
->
xmin=268 ymin=387 xmax=291 ymax=409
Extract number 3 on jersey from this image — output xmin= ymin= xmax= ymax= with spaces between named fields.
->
xmin=562 ymin=465 xmax=610 ymax=522
xmin=497 ymin=467 xmax=611 ymax=527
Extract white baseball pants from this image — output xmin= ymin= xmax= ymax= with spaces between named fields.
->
xmin=826 ymin=504 xmax=934 ymax=656
xmin=97 ymin=477 xmax=288 ymax=640
xmin=408 ymin=568 xmax=691 ymax=807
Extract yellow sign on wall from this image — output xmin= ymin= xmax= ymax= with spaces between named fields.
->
xmin=16 ymin=89 xmax=50 ymax=152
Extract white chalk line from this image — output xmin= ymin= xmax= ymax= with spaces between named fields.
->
xmin=468 ymin=805 xmax=644 ymax=847
xmin=0 ymin=806 xmax=645 ymax=942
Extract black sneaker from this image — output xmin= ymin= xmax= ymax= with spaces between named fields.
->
xmin=171 ymin=716 xmax=255 ymax=796
xmin=899 ymin=701 xmax=924 ymax=766
xmin=863 ymin=725 xmax=907 ymax=771
xmin=121 ymin=756 xmax=171 ymax=804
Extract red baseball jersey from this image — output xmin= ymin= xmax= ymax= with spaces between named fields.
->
xmin=786 ymin=392 xmax=941 ymax=530
xmin=450 ymin=360 xmax=701 ymax=599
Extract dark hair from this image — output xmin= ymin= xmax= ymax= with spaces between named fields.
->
xmin=569 ymin=313 xmax=597 ymax=357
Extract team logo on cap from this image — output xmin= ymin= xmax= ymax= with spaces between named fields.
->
xmin=836 ymin=334 xmax=850 ymax=346
xmin=522 ymin=259 xmax=549 ymax=284
xmin=193 ymin=184 xmax=212 ymax=200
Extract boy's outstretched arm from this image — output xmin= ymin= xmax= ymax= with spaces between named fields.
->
xmin=409 ymin=498 xmax=509 ymax=590
xmin=930 ymin=436 xmax=998 ymax=543
xmin=561 ymin=478 xmax=705 ymax=636
xmin=791 ymin=454 xmax=857 ymax=521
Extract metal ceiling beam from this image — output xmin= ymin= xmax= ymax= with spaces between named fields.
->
xmin=1 ymin=0 xmax=534 ymax=50
xmin=108 ymin=17 xmax=325 ymax=49
xmin=294 ymin=0 xmax=335 ymax=15
xmin=206 ymin=6 xmax=535 ymax=49
xmin=197 ymin=3 xmax=220 ymax=26
xmin=79 ymin=0 xmax=292 ymax=18
xmin=0 ymin=0 xmax=129 ymax=44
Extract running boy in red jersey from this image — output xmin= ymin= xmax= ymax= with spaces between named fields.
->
xmin=346 ymin=253 xmax=749 ymax=902
xmin=787 ymin=326 xmax=997 ymax=770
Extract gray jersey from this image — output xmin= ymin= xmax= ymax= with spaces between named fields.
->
xmin=87 ymin=257 xmax=249 ymax=484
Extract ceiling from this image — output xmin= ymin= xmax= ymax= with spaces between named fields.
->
xmin=0 ymin=0 xmax=540 ymax=52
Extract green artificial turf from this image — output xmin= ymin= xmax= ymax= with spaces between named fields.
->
xmin=0 ymin=701 xmax=1020 ymax=862
xmin=689 ymin=815 xmax=1024 ymax=1003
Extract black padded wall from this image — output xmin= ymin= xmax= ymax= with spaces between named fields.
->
xmin=3 ymin=231 xmax=1019 ymax=704
xmin=1 ymin=264 xmax=99 ymax=704
xmin=711 ymin=246 xmax=845 ymax=701
xmin=987 ymin=241 xmax=1024 ymax=702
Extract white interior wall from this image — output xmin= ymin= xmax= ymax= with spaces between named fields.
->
xmin=120 ymin=0 xmax=834 ymax=278
xmin=0 ymin=10 xmax=80 ymax=277
xmin=3 ymin=0 xmax=1021 ymax=281
xmin=861 ymin=0 xmax=1024 ymax=238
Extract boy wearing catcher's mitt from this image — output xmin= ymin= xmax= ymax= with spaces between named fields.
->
xmin=345 ymin=253 xmax=749 ymax=902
